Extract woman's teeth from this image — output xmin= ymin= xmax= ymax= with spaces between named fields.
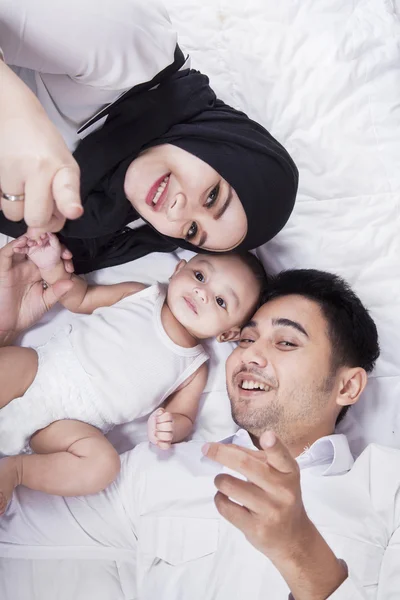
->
xmin=152 ymin=176 xmax=169 ymax=205
xmin=240 ymin=380 xmax=271 ymax=391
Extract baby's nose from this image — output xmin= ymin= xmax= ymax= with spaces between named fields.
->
xmin=194 ymin=287 xmax=208 ymax=303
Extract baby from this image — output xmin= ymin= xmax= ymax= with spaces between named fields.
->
xmin=0 ymin=234 xmax=266 ymax=513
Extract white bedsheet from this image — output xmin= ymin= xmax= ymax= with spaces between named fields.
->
xmin=1 ymin=1 xmax=400 ymax=596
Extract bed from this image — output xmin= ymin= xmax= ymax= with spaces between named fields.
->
xmin=1 ymin=0 xmax=400 ymax=596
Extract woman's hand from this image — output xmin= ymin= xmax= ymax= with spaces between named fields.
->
xmin=0 ymin=237 xmax=74 ymax=346
xmin=0 ymin=60 xmax=83 ymax=235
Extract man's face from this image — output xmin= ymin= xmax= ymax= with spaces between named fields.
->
xmin=226 ymin=295 xmax=340 ymax=444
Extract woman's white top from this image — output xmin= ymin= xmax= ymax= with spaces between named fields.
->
xmin=0 ymin=0 xmax=179 ymax=150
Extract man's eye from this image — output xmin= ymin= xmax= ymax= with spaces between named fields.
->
xmin=205 ymin=184 xmax=220 ymax=208
xmin=194 ymin=271 xmax=205 ymax=282
xmin=186 ymin=222 xmax=198 ymax=241
xmin=278 ymin=341 xmax=297 ymax=348
xmin=239 ymin=338 xmax=254 ymax=346
xmin=216 ymin=296 xmax=226 ymax=309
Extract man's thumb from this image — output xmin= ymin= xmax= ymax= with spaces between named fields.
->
xmin=44 ymin=279 xmax=73 ymax=308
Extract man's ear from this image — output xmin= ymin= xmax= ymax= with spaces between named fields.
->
xmin=336 ymin=367 xmax=367 ymax=408
xmin=216 ymin=327 xmax=241 ymax=343
xmin=170 ymin=259 xmax=187 ymax=279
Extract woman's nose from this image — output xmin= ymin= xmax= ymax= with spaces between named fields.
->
xmin=193 ymin=287 xmax=208 ymax=303
xmin=167 ymin=193 xmax=187 ymax=221
xmin=241 ymin=342 xmax=268 ymax=368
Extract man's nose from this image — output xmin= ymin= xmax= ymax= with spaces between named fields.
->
xmin=193 ymin=287 xmax=208 ymax=303
xmin=167 ymin=193 xmax=187 ymax=221
xmin=241 ymin=341 xmax=268 ymax=368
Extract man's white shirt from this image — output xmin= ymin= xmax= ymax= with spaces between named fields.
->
xmin=1 ymin=430 xmax=400 ymax=599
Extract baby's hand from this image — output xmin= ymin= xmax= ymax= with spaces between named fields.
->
xmin=21 ymin=232 xmax=62 ymax=271
xmin=147 ymin=408 xmax=174 ymax=450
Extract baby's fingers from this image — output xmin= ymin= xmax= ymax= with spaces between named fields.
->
xmin=155 ymin=421 xmax=173 ymax=433
xmin=155 ymin=431 xmax=173 ymax=443
xmin=157 ymin=440 xmax=172 ymax=451
xmin=157 ymin=411 xmax=173 ymax=423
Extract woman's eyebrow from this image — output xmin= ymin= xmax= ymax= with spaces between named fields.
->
xmin=215 ymin=187 xmax=233 ymax=220
xmin=196 ymin=187 xmax=233 ymax=247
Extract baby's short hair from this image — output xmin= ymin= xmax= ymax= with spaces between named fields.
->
xmin=230 ymin=251 xmax=269 ymax=305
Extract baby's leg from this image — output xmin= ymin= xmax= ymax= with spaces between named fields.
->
xmin=0 ymin=347 xmax=38 ymax=408
xmin=0 ymin=420 xmax=120 ymax=515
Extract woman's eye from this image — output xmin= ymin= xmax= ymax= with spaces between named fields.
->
xmin=278 ymin=341 xmax=297 ymax=348
xmin=216 ymin=296 xmax=226 ymax=309
xmin=194 ymin=271 xmax=205 ymax=282
xmin=186 ymin=222 xmax=198 ymax=241
xmin=205 ymin=183 xmax=220 ymax=208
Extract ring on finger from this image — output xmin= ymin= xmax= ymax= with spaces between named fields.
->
xmin=1 ymin=192 xmax=25 ymax=202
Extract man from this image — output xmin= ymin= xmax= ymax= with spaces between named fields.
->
xmin=0 ymin=239 xmax=399 ymax=599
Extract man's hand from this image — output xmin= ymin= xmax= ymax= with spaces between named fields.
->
xmin=203 ymin=431 xmax=310 ymax=561
xmin=0 ymin=236 xmax=73 ymax=345
xmin=203 ymin=431 xmax=348 ymax=600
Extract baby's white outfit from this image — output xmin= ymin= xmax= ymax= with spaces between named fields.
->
xmin=0 ymin=284 xmax=208 ymax=455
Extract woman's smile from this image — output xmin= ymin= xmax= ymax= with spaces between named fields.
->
xmin=146 ymin=174 xmax=170 ymax=211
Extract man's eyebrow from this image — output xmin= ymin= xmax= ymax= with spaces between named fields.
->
xmin=240 ymin=319 xmax=257 ymax=332
xmin=272 ymin=318 xmax=309 ymax=338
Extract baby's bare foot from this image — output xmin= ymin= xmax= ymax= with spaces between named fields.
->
xmin=0 ymin=457 xmax=20 ymax=516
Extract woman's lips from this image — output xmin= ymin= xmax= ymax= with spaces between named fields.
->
xmin=145 ymin=174 xmax=170 ymax=211
xmin=184 ymin=296 xmax=198 ymax=315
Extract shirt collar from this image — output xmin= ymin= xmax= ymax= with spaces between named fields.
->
xmin=219 ymin=429 xmax=354 ymax=476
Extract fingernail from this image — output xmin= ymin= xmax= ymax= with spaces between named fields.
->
xmin=156 ymin=409 xmax=163 ymax=415
xmin=201 ymin=443 xmax=210 ymax=456
xmin=263 ymin=431 xmax=276 ymax=448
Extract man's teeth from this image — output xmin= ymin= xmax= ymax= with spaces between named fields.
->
xmin=240 ymin=380 xmax=271 ymax=391
xmin=152 ymin=176 xmax=169 ymax=205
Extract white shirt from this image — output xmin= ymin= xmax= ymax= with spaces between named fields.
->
xmin=0 ymin=0 xmax=179 ymax=150
xmin=0 ymin=431 xmax=399 ymax=599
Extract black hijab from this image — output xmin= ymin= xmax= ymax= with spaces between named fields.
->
xmin=0 ymin=48 xmax=298 ymax=273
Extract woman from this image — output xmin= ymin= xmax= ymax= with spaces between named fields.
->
xmin=0 ymin=0 xmax=298 ymax=273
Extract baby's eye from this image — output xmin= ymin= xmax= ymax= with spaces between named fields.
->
xmin=194 ymin=271 xmax=205 ymax=282
xmin=186 ymin=222 xmax=198 ymax=241
xmin=216 ymin=296 xmax=226 ymax=309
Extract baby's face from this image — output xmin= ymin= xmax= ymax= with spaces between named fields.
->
xmin=167 ymin=255 xmax=260 ymax=340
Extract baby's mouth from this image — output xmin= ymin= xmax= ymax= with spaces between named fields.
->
xmin=183 ymin=296 xmax=198 ymax=315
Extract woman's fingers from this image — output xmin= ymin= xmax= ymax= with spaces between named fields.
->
xmin=0 ymin=177 xmax=25 ymax=222
xmin=23 ymin=170 xmax=55 ymax=227
xmin=52 ymin=164 xmax=83 ymax=221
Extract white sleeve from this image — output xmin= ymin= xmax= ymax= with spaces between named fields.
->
xmin=0 ymin=0 xmax=178 ymax=90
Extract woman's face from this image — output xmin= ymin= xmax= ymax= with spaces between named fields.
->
xmin=124 ymin=144 xmax=247 ymax=250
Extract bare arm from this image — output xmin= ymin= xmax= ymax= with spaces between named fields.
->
xmin=148 ymin=363 xmax=208 ymax=449
xmin=46 ymin=271 xmax=147 ymax=315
